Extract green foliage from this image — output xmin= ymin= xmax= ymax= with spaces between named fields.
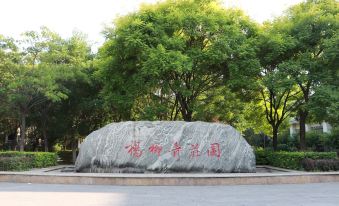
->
xmin=243 ymin=129 xmax=271 ymax=149
xmin=309 ymin=85 xmax=339 ymax=127
xmin=57 ymin=150 xmax=73 ymax=164
xmin=273 ymin=0 xmax=339 ymax=148
xmin=306 ymin=131 xmax=327 ymax=151
xmin=302 ymin=158 xmax=339 ymax=171
xmin=1 ymin=0 xmax=338 ymax=154
xmin=276 ymin=129 xmax=299 ymax=151
xmin=306 ymin=128 xmax=339 ymax=152
xmin=254 ymin=148 xmax=270 ymax=165
xmin=257 ymin=21 xmax=302 ymax=150
xmin=97 ymin=0 xmax=260 ymax=121
xmin=276 ymin=144 xmax=294 ymax=152
xmin=0 ymin=27 xmax=106 ymax=152
xmin=236 ymin=101 xmax=272 ymax=135
xmin=0 ymin=152 xmax=58 ymax=171
xmin=255 ymin=148 xmax=337 ymax=170
xmin=31 ymin=152 xmax=58 ymax=168
xmin=195 ymin=87 xmax=250 ymax=125
xmin=326 ymin=128 xmax=339 ymax=151
xmin=0 ymin=156 xmax=33 ymax=171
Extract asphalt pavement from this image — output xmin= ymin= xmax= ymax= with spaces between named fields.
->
xmin=0 ymin=182 xmax=338 ymax=206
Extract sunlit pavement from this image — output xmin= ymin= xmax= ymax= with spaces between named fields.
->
xmin=0 ymin=182 xmax=339 ymax=206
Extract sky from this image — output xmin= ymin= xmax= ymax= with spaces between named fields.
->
xmin=0 ymin=0 xmax=304 ymax=50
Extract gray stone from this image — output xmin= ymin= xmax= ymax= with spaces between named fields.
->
xmin=75 ymin=121 xmax=255 ymax=173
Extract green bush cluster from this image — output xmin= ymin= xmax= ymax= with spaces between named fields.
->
xmin=255 ymin=148 xmax=270 ymax=165
xmin=247 ymin=128 xmax=339 ymax=153
xmin=57 ymin=150 xmax=73 ymax=164
xmin=243 ymin=129 xmax=271 ymax=149
xmin=255 ymin=148 xmax=337 ymax=170
xmin=301 ymin=158 xmax=339 ymax=171
xmin=306 ymin=129 xmax=339 ymax=152
xmin=0 ymin=156 xmax=33 ymax=171
xmin=0 ymin=151 xmax=58 ymax=171
xmin=31 ymin=152 xmax=58 ymax=168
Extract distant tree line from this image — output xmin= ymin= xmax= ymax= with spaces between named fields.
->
xmin=0 ymin=0 xmax=338 ymax=152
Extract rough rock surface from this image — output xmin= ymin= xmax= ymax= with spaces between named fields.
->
xmin=75 ymin=121 xmax=255 ymax=173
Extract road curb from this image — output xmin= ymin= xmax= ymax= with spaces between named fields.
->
xmin=1 ymin=171 xmax=339 ymax=186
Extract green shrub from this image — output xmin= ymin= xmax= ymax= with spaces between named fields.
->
xmin=254 ymin=147 xmax=270 ymax=165
xmin=0 ymin=151 xmax=58 ymax=171
xmin=306 ymin=131 xmax=327 ymax=151
xmin=301 ymin=158 xmax=339 ymax=171
xmin=243 ymin=129 xmax=271 ymax=148
xmin=277 ymin=129 xmax=299 ymax=150
xmin=325 ymin=128 xmax=339 ymax=152
xmin=276 ymin=144 xmax=297 ymax=152
xmin=255 ymin=148 xmax=337 ymax=170
xmin=57 ymin=150 xmax=73 ymax=164
xmin=305 ymin=129 xmax=339 ymax=152
xmin=0 ymin=156 xmax=33 ymax=171
xmin=31 ymin=152 xmax=58 ymax=168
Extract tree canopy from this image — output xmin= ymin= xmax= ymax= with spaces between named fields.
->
xmin=97 ymin=0 xmax=260 ymax=121
xmin=270 ymin=0 xmax=339 ymax=149
xmin=0 ymin=0 xmax=338 ymax=152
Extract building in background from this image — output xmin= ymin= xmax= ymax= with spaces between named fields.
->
xmin=289 ymin=118 xmax=332 ymax=137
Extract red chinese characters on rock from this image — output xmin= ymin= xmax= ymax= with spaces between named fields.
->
xmin=189 ymin=144 xmax=201 ymax=158
xmin=149 ymin=144 xmax=163 ymax=157
xmin=125 ymin=140 xmax=221 ymax=159
xmin=125 ymin=141 xmax=143 ymax=158
xmin=170 ymin=142 xmax=182 ymax=159
xmin=207 ymin=143 xmax=221 ymax=159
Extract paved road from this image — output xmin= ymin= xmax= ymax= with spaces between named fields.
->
xmin=0 ymin=182 xmax=338 ymax=206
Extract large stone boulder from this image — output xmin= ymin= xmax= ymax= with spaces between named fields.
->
xmin=75 ymin=121 xmax=255 ymax=173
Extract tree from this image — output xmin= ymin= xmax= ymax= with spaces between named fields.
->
xmin=97 ymin=0 xmax=259 ymax=121
xmin=275 ymin=0 xmax=338 ymax=150
xmin=0 ymin=28 xmax=87 ymax=151
xmin=0 ymin=35 xmax=45 ymax=151
xmin=1 ymin=27 xmax=111 ymax=153
xmin=31 ymin=30 xmax=111 ymax=158
xmin=0 ymin=35 xmax=21 ymax=149
xmin=34 ymin=29 xmax=94 ymax=152
xmin=1 ymin=63 xmax=68 ymax=151
xmin=308 ymin=32 xmax=339 ymax=127
xmin=256 ymin=24 xmax=301 ymax=150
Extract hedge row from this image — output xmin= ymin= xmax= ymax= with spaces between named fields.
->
xmin=255 ymin=148 xmax=337 ymax=170
xmin=302 ymin=158 xmax=339 ymax=171
xmin=0 ymin=151 xmax=58 ymax=171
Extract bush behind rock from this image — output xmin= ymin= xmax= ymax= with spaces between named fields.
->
xmin=0 ymin=151 xmax=58 ymax=171
xmin=255 ymin=148 xmax=337 ymax=170
xmin=301 ymin=158 xmax=339 ymax=171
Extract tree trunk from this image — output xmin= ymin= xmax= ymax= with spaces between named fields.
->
xmin=19 ymin=114 xmax=26 ymax=152
xmin=272 ymin=126 xmax=278 ymax=151
xmin=182 ymin=110 xmax=193 ymax=122
xmin=72 ymin=149 xmax=77 ymax=164
xmin=177 ymin=94 xmax=193 ymax=121
xmin=43 ymin=127 xmax=48 ymax=152
xmin=299 ymin=110 xmax=308 ymax=151
xmin=41 ymin=104 xmax=50 ymax=152
xmin=72 ymin=139 xmax=78 ymax=164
